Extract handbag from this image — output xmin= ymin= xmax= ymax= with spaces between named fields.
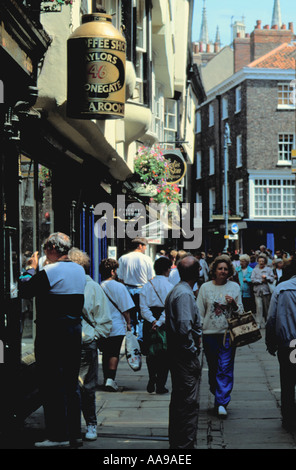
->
xmin=227 ymin=311 xmax=262 ymax=348
xmin=125 ymin=331 xmax=142 ymax=372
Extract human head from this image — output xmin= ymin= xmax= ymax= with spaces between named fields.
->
xmin=257 ymin=254 xmax=268 ymax=267
xmin=99 ymin=258 xmax=119 ymax=280
xmin=169 ymin=250 xmax=177 ymax=263
xmin=68 ymin=248 xmax=90 ymax=273
xmin=273 ymin=258 xmax=283 ymax=269
xmin=175 ymin=250 xmax=187 ymax=263
xmin=154 ymin=256 xmax=172 ymax=276
xmin=177 ymin=254 xmax=200 ymax=283
xmin=43 ymin=232 xmax=72 ymax=261
xmin=209 ymin=255 xmax=234 ymax=280
xmin=240 ymin=254 xmax=250 ymax=269
xmin=131 ymin=237 xmax=148 ymax=253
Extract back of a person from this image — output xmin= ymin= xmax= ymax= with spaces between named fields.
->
xmin=38 ymin=260 xmax=85 ymax=324
xmin=274 ymin=279 xmax=296 ymax=344
xmin=119 ymin=251 xmax=153 ymax=286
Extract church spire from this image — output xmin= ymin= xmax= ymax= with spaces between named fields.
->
xmin=271 ymin=0 xmax=282 ymax=29
xmin=215 ymin=26 xmax=221 ymax=46
xmin=199 ymin=0 xmax=209 ymax=44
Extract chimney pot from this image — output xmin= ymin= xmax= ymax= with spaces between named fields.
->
xmin=281 ymin=24 xmax=286 ymax=30
xmin=256 ymin=20 xmax=262 ymax=29
xmin=289 ymin=22 xmax=294 ymax=32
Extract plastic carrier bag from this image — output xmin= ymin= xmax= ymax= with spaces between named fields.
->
xmin=125 ymin=331 xmax=142 ymax=372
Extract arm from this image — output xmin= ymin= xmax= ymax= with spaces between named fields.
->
xmin=175 ymin=293 xmax=201 ymax=356
xmin=139 ymin=286 xmax=157 ymax=324
xmin=265 ymin=291 xmax=278 ymax=355
xmin=121 ymin=310 xmax=132 ymax=332
xmin=19 ymin=267 xmax=50 ymax=299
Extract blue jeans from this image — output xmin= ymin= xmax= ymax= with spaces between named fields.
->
xmin=35 ymin=321 xmax=82 ymax=442
xmin=203 ymin=334 xmax=236 ymax=407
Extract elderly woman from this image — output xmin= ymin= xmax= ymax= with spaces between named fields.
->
xmin=273 ymin=258 xmax=284 ymax=286
xmin=197 ymin=255 xmax=243 ymax=418
xmin=236 ymin=254 xmax=254 ymax=312
xmin=251 ymin=254 xmax=274 ymax=328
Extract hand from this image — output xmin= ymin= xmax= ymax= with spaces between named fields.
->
xmin=27 ymin=251 xmax=39 ymax=270
xmin=151 ymin=320 xmax=158 ymax=331
xmin=126 ymin=323 xmax=132 ymax=332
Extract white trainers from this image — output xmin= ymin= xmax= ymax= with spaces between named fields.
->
xmin=34 ymin=439 xmax=70 ymax=448
xmin=105 ymin=378 xmax=119 ymax=392
xmin=218 ymin=405 xmax=227 ymax=417
xmin=85 ymin=425 xmax=97 ymax=441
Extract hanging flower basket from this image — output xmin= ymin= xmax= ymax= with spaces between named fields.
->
xmin=133 ymin=182 xmax=158 ymax=197
xmin=134 ymin=145 xmax=181 ymax=205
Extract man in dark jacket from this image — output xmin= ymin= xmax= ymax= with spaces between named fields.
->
xmin=266 ymin=259 xmax=296 ymax=432
xmin=19 ymin=232 xmax=86 ymax=448
xmin=165 ymin=255 xmax=201 ymax=449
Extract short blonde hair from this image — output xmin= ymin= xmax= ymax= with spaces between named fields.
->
xmin=68 ymin=247 xmax=90 ymax=272
xmin=239 ymin=254 xmax=250 ymax=264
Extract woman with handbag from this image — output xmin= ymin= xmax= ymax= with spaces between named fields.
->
xmin=140 ymin=256 xmax=173 ymax=394
xmin=196 ymin=255 xmax=244 ymax=417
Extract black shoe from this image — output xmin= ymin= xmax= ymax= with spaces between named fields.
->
xmin=156 ymin=387 xmax=169 ymax=394
xmin=147 ymin=379 xmax=155 ymax=393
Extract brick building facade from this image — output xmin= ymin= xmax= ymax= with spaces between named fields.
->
xmin=194 ymin=19 xmax=296 ymax=254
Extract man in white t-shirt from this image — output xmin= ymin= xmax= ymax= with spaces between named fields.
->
xmin=117 ymin=237 xmax=154 ymax=339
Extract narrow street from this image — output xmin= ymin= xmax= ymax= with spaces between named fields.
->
xmin=5 ymin=330 xmax=296 ymax=451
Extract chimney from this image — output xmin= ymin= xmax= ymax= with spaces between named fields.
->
xmin=289 ymin=22 xmax=294 ymax=32
xmin=206 ymin=43 xmax=211 ymax=53
xmin=233 ymin=35 xmax=251 ymax=72
xmin=251 ymin=20 xmax=294 ymax=61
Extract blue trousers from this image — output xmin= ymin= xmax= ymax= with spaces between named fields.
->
xmin=203 ymin=334 xmax=236 ymax=407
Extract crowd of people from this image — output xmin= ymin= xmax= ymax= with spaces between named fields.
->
xmin=18 ymin=233 xmax=296 ymax=449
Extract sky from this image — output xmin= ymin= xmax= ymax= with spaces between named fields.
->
xmin=192 ymin=0 xmax=294 ymax=47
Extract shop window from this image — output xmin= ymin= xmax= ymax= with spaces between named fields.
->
xmin=19 ymin=156 xmax=53 ymax=355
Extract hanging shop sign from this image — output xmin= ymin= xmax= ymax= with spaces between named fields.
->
xmin=67 ymin=13 xmax=126 ymax=119
xmin=162 ymin=149 xmax=187 ymax=184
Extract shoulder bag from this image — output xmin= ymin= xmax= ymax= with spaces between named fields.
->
xmin=227 ymin=311 xmax=262 ymax=348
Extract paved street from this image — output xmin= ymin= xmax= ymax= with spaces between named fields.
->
xmin=2 ymin=330 xmax=296 ymax=450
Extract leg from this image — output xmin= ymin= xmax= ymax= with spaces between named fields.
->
xmin=203 ymin=334 xmax=219 ymax=395
xmin=262 ymin=294 xmax=271 ymax=324
xmin=79 ymin=340 xmax=98 ymax=426
xmin=278 ymin=347 xmax=296 ymax=428
xmin=168 ymin=354 xmax=201 ymax=449
xmin=254 ymin=295 xmax=264 ymax=327
xmin=215 ymin=334 xmax=235 ymax=408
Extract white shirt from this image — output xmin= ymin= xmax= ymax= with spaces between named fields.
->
xmin=101 ymin=279 xmax=135 ymax=336
xmin=117 ymin=251 xmax=154 ymax=286
xmin=82 ymin=275 xmax=112 ymax=343
xmin=140 ymin=275 xmax=173 ymax=327
xmin=168 ymin=267 xmax=180 ymax=286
